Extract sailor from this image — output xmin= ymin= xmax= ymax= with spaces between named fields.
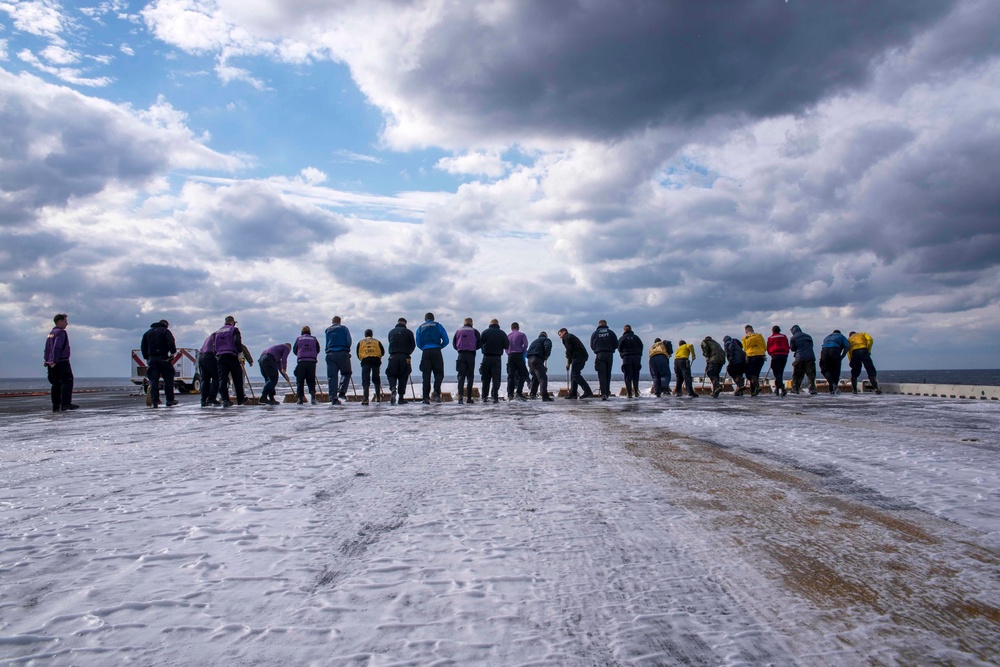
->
xmin=215 ymin=315 xmax=253 ymax=407
xmin=386 ymin=318 xmax=416 ymax=404
xmin=558 ymin=328 xmax=594 ymax=399
xmin=258 ymin=343 xmax=291 ymax=405
xmin=357 ymin=329 xmax=386 ymax=405
xmin=701 ymin=335 xmax=726 ymax=398
xmin=673 ymin=339 xmax=698 ymax=397
xmin=415 ymin=313 xmax=448 ymax=404
xmin=788 ymin=325 xmax=818 ymax=394
xmin=479 ymin=319 xmax=509 ymax=404
xmin=293 ymin=326 xmax=320 ymax=404
xmin=324 ymin=316 xmax=353 ymax=405
xmin=767 ymin=326 xmax=790 ymax=397
xmin=723 ymin=335 xmax=747 ymax=396
xmin=820 ymin=329 xmax=850 ymax=394
xmin=617 ymin=325 xmax=644 ymax=398
xmin=526 ymin=331 xmax=554 ymax=401
xmin=847 ymin=331 xmax=881 ymax=394
xmin=198 ymin=331 xmax=220 ymax=407
xmin=506 ymin=322 xmax=530 ymax=401
xmin=141 ymin=319 xmax=178 ymax=408
xmin=452 ymin=318 xmax=481 ymax=404
xmin=648 ymin=338 xmax=672 ymax=397
xmin=43 ymin=313 xmax=77 ymax=412
xmin=590 ymin=320 xmax=619 ymax=400
xmin=742 ymin=325 xmax=767 ymax=396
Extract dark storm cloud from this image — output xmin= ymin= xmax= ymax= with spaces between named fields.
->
xmin=405 ymin=0 xmax=956 ymax=140
xmin=196 ymin=182 xmax=349 ymax=259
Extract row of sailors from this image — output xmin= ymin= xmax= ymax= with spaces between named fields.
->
xmin=140 ymin=314 xmax=880 ymax=408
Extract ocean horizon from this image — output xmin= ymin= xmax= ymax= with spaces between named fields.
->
xmin=2 ymin=369 xmax=999 ymax=393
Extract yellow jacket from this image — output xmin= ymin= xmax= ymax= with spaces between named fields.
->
xmin=674 ymin=343 xmax=695 ymax=360
xmin=742 ymin=333 xmax=766 ymax=357
xmin=847 ymin=332 xmax=873 ymax=360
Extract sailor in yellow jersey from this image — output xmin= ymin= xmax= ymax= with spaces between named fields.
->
xmin=673 ymin=340 xmax=698 ymax=397
xmin=742 ymin=325 xmax=767 ymax=396
xmin=847 ymin=331 xmax=881 ymax=394
xmin=356 ymin=329 xmax=386 ymax=405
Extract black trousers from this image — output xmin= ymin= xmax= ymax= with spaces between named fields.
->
xmin=361 ymin=359 xmax=383 ymax=395
xmin=47 ymin=360 xmax=74 ymax=409
xmin=819 ymin=348 xmax=844 ymax=393
xmin=746 ymin=355 xmax=766 ymax=393
xmin=259 ymin=354 xmax=279 ymax=402
xmin=456 ymin=350 xmax=477 ymax=398
xmin=770 ymin=355 xmax=788 ymax=393
xmin=147 ymin=357 xmax=176 ymax=404
xmin=199 ymin=353 xmax=219 ymax=404
xmin=506 ymin=355 xmax=529 ymax=397
xmin=569 ymin=358 xmax=592 ymax=397
xmin=419 ymin=348 xmax=444 ymax=399
xmin=594 ymin=351 xmax=614 ymax=398
xmin=385 ymin=354 xmax=411 ymax=396
xmin=849 ymin=349 xmax=878 ymax=389
xmin=528 ymin=356 xmax=548 ymax=397
xmin=674 ymin=358 xmax=694 ymax=396
xmin=218 ymin=354 xmax=245 ymax=403
xmin=621 ymin=355 xmax=641 ymax=395
xmin=294 ymin=360 xmax=317 ymax=400
xmin=480 ymin=355 xmax=502 ymax=400
xmin=727 ymin=361 xmax=746 ymax=391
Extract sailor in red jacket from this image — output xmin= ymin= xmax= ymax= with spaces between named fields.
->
xmin=767 ymin=325 xmax=790 ymax=397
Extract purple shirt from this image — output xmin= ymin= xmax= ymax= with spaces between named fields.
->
xmin=199 ymin=332 xmax=216 ymax=355
xmin=506 ymin=330 xmax=528 ymax=355
xmin=44 ymin=327 xmax=70 ymax=364
xmin=293 ymin=335 xmax=320 ymax=362
xmin=453 ymin=325 xmax=480 ymax=352
xmin=262 ymin=344 xmax=290 ymax=372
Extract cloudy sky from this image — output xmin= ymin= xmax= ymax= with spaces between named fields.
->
xmin=2 ymin=0 xmax=999 ymax=377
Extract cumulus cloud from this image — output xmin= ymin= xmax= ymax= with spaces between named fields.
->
xmin=0 ymin=0 xmax=68 ymax=45
xmin=437 ymin=151 xmax=510 ymax=178
xmin=181 ymin=180 xmax=349 ymax=259
xmin=0 ymin=68 xmax=244 ymax=227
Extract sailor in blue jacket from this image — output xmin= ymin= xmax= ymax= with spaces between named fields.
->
xmin=415 ymin=312 xmax=448 ymax=403
xmin=820 ymin=330 xmax=849 ymax=394
xmin=324 ymin=316 xmax=353 ymax=405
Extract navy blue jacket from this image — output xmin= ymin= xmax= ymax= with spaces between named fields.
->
xmin=141 ymin=322 xmax=176 ymax=360
xmin=723 ymin=336 xmax=746 ymax=365
xmin=387 ymin=324 xmax=416 ymax=356
xmin=617 ymin=332 xmax=643 ymax=358
xmin=480 ymin=324 xmax=510 ymax=357
xmin=526 ymin=335 xmax=553 ymax=360
xmin=789 ymin=326 xmax=816 ymax=362
xmin=591 ymin=326 xmax=619 ymax=353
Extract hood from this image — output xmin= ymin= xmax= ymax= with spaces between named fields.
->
xmin=150 ymin=321 xmax=166 ymax=329
xmin=723 ymin=335 xmax=732 ymax=343
xmin=790 ymin=325 xmax=801 ymax=334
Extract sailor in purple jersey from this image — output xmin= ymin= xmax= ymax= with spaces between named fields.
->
xmin=258 ymin=343 xmax=292 ymax=405
xmin=452 ymin=318 xmax=481 ymax=404
xmin=505 ymin=322 xmax=530 ymax=401
xmin=43 ymin=313 xmax=77 ymax=412
xmin=293 ymin=326 xmax=321 ymax=404
xmin=198 ymin=332 xmax=221 ymax=406
xmin=215 ymin=315 xmax=253 ymax=407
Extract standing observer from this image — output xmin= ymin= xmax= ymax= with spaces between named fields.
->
xmin=43 ymin=313 xmax=77 ymax=412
